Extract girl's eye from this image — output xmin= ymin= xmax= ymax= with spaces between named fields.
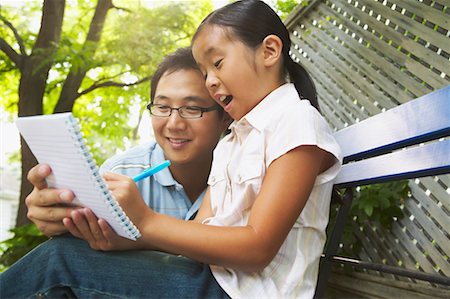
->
xmin=214 ymin=59 xmax=222 ymax=68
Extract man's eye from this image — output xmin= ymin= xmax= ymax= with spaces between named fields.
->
xmin=185 ymin=106 xmax=202 ymax=112
xmin=156 ymin=105 xmax=170 ymax=111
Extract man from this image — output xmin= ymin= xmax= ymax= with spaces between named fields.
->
xmin=25 ymin=47 xmax=230 ymax=236
xmin=0 ymin=47 xmax=231 ymax=298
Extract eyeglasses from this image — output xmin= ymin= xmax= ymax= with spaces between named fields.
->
xmin=147 ymin=103 xmax=220 ymax=119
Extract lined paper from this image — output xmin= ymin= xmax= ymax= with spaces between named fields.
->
xmin=16 ymin=113 xmax=140 ymax=240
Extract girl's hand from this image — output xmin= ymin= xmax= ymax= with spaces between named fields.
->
xmin=103 ymin=171 xmax=154 ymax=228
xmin=63 ymin=208 xmax=139 ymax=251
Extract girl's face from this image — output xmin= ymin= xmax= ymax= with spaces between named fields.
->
xmin=192 ymin=25 xmax=274 ymax=121
xmin=152 ymin=69 xmax=228 ymax=167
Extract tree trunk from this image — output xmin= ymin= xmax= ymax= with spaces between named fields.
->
xmin=15 ymin=0 xmax=115 ymax=226
xmin=16 ymin=0 xmax=66 ymax=226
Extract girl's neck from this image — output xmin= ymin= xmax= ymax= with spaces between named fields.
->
xmin=169 ymin=158 xmax=212 ymax=204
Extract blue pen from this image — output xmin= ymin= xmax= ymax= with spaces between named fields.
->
xmin=133 ymin=160 xmax=171 ymax=182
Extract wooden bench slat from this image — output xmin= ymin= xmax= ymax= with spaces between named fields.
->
xmin=334 ymin=85 xmax=450 ymax=162
xmin=335 ymin=139 xmax=450 ymax=187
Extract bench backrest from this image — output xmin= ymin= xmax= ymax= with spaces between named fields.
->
xmin=314 ymin=85 xmax=450 ymax=298
xmin=333 ymin=85 xmax=450 ymax=188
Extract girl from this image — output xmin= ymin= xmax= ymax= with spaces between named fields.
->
xmin=74 ymin=0 xmax=341 ymax=297
xmin=187 ymin=1 xmax=342 ymax=297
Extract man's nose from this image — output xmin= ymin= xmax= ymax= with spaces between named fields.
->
xmin=165 ymin=110 xmax=187 ymax=129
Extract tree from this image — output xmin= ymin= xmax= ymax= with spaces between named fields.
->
xmin=268 ymin=0 xmax=307 ymax=20
xmin=0 ymin=0 xmax=213 ymax=227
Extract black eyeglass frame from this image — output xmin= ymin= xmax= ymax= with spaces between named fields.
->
xmin=147 ymin=103 xmax=220 ymax=119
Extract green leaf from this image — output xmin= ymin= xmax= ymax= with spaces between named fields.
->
xmin=364 ymin=205 xmax=373 ymax=216
xmin=0 ymin=224 xmax=49 ymax=271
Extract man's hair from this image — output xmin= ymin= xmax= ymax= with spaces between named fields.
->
xmin=150 ymin=47 xmax=199 ymax=103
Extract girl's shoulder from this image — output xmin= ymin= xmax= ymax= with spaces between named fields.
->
xmin=272 ymin=97 xmax=325 ymax=132
xmin=265 ymin=97 xmax=341 ymax=165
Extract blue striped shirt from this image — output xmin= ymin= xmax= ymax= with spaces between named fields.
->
xmin=100 ymin=141 xmax=203 ymax=220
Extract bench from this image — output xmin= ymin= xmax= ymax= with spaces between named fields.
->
xmin=314 ymin=84 xmax=450 ymax=298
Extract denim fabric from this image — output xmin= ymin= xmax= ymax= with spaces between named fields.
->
xmin=0 ymin=235 xmax=229 ymax=299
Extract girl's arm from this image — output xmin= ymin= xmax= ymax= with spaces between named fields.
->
xmin=109 ymin=145 xmax=334 ymax=272
xmin=192 ymin=188 xmax=214 ymax=223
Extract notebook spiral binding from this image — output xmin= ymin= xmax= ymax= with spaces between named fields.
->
xmin=66 ymin=115 xmax=141 ymax=239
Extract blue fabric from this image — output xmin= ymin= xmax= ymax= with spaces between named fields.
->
xmin=0 ymin=235 xmax=229 ymax=299
xmin=100 ymin=140 xmax=203 ymax=220
xmin=0 ymin=142 xmax=223 ymax=298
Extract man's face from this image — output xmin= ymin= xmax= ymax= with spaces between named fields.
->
xmin=151 ymin=69 xmax=228 ymax=167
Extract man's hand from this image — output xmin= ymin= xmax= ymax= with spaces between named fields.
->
xmin=63 ymin=208 xmax=141 ymax=251
xmin=26 ymin=164 xmax=79 ymax=236
xmin=62 ymin=172 xmax=153 ymax=251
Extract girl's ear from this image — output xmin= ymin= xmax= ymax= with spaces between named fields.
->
xmin=261 ymin=35 xmax=283 ymax=67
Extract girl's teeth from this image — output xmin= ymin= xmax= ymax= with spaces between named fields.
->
xmin=220 ymin=95 xmax=233 ymax=105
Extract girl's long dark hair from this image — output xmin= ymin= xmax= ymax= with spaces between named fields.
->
xmin=193 ymin=0 xmax=319 ymax=111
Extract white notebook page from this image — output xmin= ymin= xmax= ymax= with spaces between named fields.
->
xmin=16 ymin=113 xmax=140 ymax=240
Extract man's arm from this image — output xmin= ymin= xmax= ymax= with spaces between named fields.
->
xmin=26 ymin=164 xmax=79 ymax=236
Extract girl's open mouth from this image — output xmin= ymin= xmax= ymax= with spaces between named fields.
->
xmin=220 ymin=95 xmax=233 ymax=106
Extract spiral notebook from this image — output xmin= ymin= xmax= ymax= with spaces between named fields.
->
xmin=16 ymin=113 xmax=141 ymax=240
